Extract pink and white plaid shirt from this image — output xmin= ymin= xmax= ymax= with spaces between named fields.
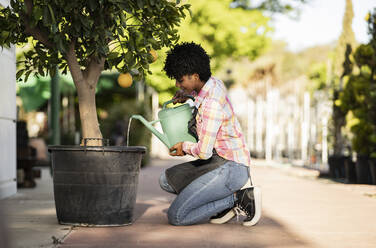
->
xmin=182 ymin=77 xmax=251 ymax=166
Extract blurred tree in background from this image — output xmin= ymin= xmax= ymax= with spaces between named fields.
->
xmin=146 ymin=0 xmax=272 ymax=103
xmin=308 ymin=0 xmax=356 ymax=156
xmin=330 ymin=0 xmax=356 ymax=156
xmin=232 ymin=0 xmax=308 ymax=17
xmin=340 ymin=8 xmax=376 ymax=158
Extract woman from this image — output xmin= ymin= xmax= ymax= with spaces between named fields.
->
xmin=159 ymin=42 xmax=261 ymax=226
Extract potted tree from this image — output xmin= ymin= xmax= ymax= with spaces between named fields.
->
xmin=328 ymin=0 xmax=356 ymax=180
xmin=340 ymin=40 xmax=376 ymax=184
xmin=363 ymin=9 xmax=376 ymax=184
xmin=0 ymin=0 xmax=190 ymax=225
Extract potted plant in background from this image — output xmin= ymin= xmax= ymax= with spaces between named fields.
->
xmin=327 ymin=0 xmax=356 ymax=180
xmin=363 ymin=9 xmax=376 ymax=184
xmin=340 ymin=58 xmax=373 ymax=184
xmin=0 ymin=0 xmax=190 ymax=225
xmin=340 ymin=8 xmax=376 ymax=184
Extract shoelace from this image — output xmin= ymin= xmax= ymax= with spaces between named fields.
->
xmin=234 ymin=190 xmax=252 ymax=221
xmin=233 ymin=206 xmax=245 ymax=222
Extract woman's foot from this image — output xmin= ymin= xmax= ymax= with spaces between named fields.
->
xmin=234 ymin=186 xmax=262 ymax=226
xmin=210 ymin=208 xmax=236 ymax=224
xmin=210 ymin=186 xmax=262 ymax=226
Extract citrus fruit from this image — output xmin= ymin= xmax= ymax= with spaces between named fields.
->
xmin=117 ymin=73 xmax=133 ymax=88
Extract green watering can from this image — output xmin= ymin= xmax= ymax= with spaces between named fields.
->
xmin=131 ymin=97 xmax=197 ymax=148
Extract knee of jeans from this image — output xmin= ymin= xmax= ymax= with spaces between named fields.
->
xmin=159 ymin=172 xmax=168 ymax=189
xmin=168 ymin=205 xmax=190 ymax=226
xmin=158 ymin=173 xmax=164 ymax=188
xmin=167 ymin=207 xmax=182 ymax=226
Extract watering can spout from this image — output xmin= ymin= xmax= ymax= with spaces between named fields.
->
xmin=131 ymin=115 xmax=170 ymax=148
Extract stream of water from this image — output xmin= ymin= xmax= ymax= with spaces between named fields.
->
xmin=126 ymin=117 xmax=133 ymax=147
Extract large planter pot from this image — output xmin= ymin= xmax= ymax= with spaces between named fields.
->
xmin=369 ymin=158 xmax=376 ymax=185
xmin=328 ymin=155 xmax=347 ymax=179
xmin=344 ymin=158 xmax=356 ymax=184
xmin=355 ymin=155 xmax=372 ymax=184
xmin=48 ymin=145 xmax=146 ymax=226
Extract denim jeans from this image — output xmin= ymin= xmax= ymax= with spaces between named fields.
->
xmin=159 ymin=161 xmax=249 ymax=226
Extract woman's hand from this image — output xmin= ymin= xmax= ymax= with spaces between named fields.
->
xmin=172 ymin=90 xmax=189 ymax=104
xmin=169 ymin=142 xmax=185 ymax=156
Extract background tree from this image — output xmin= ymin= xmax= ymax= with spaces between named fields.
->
xmin=331 ymin=0 xmax=356 ymax=156
xmin=232 ymin=0 xmax=309 ymax=17
xmin=0 ymin=0 xmax=190 ymax=145
xmin=339 ymin=8 xmax=376 ymax=158
xmin=146 ymin=0 xmax=271 ymax=103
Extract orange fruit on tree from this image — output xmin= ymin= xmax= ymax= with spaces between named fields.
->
xmin=150 ymin=49 xmax=158 ymax=62
xmin=117 ymin=73 xmax=133 ymax=88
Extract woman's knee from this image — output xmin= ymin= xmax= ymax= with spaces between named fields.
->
xmin=167 ymin=207 xmax=181 ymax=226
xmin=167 ymin=207 xmax=189 ymax=226
xmin=159 ymin=171 xmax=176 ymax=193
xmin=158 ymin=172 xmax=166 ymax=189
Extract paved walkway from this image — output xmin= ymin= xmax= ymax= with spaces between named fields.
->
xmin=2 ymin=158 xmax=376 ymax=248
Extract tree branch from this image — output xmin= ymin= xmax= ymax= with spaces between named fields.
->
xmin=23 ymin=0 xmax=52 ymax=48
xmin=24 ymin=0 xmax=33 ymax=14
xmin=65 ymin=40 xmax=85 ymax=87
xmin=24 ymin=25 xmax=53 ymax=48
xmin=84 ymin=56 xmax=105 ymax=88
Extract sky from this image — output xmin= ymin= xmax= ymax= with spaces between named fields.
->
xmin=271 ymin=0 xmax=376 ymax=52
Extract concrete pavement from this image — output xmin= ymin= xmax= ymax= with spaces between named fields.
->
xmin=0 ymin=168 xmax=73 ymax=248
xmin=1 ymin=158 xmax=376 ymax=248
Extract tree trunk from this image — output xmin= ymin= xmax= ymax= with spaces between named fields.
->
xmin=76 ymin=80 xmax=103 ymax=146
xmin=333 ymin=90 xmax=346 ymax=155
xmin=65 ymin=41 xmax=104 ymax=146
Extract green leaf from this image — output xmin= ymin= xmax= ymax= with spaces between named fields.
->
xmin=88 ymin=0 xmax=98 ymax=11
xmin=38 ymin=65 xmax=45 ymax=76
xmin=1 ymin=31 xmax=10 ymax=39
xmin=108 ymin=52 xmax=119 ymax=60
xmin=33 ymin=7 xmax=43 ymax=21
xmin=57 ymin=38 xmax=66 ymax=53
xmin=16 ymin=69 xmax=25 ymax=80
xmin=117 ymin=27 xmax=124 ymax=37
xmin=120 ymin=11 xmax=127 ymax=26
xmin=42 ymin=7 xmax=51 ymax=26
xmin=137 ymin=0 xmax=144 ymax=9
xmin=47 ymin=5 xmax=56 ymax=24
xmin=24 ymin=70 xmax=32 ymax=83
xmin=51 ymin=24 xmax=58 ymax=33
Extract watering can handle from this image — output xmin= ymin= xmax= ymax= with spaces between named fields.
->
xmin=163 ymin=95 xmax=195 ymax=109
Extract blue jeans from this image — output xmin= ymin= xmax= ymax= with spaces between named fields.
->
xmin=159 ymin=161 xmax=249 ymax=226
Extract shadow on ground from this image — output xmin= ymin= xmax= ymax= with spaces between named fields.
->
xmin=58 ymin=159 xmax=317 ymax=248
xmin=60 ymin=205 xmax=314 ymax=248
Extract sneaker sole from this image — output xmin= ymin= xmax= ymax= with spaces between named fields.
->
xmin=210 ymin=209 xmax=236 ymax=224
xmin=243 ymin=186 xmax=262 ymax=226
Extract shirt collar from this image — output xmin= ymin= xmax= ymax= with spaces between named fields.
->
xmin=194 ymin=77 xmax=214 ymax=108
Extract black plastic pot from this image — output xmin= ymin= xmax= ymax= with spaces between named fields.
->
xmin=355 ymin=155 xmax=372 ymax=184
xmin=328 ymin=155 xmax=347 ymax=179
xmin=369 ymin=158 xmax=376 ymax=185
xmin=48 ymin=145 xmax=146 ymax=226
xmin=344 ymin=158 xmax=356 ymax=184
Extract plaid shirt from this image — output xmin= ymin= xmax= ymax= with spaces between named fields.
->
xmin=182 ymin=77 xmax=251 ymax=166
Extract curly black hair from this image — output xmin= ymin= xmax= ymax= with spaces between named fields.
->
xmin=163 ymin=42 xmax=211 ymax=82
